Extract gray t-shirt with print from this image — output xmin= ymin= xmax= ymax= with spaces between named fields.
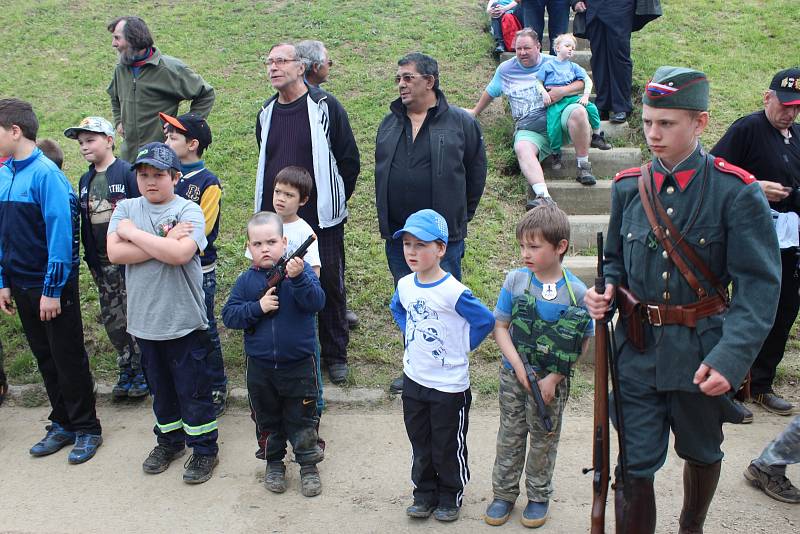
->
xmin=108 ymin=195 xmax=208 ymax=340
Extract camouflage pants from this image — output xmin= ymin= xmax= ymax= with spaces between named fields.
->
xmin=492 ymin=365 xmax=568 ymax=503
xmin=754 ymin=415 xmax=800 ymax=476
xmin=90 ymin=263 xmax=141 ymax=373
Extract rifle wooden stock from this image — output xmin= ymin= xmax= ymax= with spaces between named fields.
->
xmin=590 ymin=232 xmax=610 ymax=533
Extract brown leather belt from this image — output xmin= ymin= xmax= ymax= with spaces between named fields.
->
xmin=643 ymin=294 xmax=727 ymax=328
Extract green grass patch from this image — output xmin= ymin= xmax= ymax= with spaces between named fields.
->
xmin=1 ymin=0 xmax=798 ymax=394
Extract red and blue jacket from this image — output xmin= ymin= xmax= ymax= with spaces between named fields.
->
xmin=0 ymin=148 xmax=80 ymax=297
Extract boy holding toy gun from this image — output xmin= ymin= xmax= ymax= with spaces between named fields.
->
xmin=485 ymin=204 xmax=593 ymax=528
xmin=222 ymin=211 xmax=325 ymax=498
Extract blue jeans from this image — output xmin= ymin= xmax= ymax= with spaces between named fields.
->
xmin=384 ymin=239 xmax=465 ymax=286
xmin=520 ymin=0 xmax=570 ymax=56
xmin=202 ymin=270 xmax=228 ymax=392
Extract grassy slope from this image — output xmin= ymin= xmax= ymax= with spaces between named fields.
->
xmin=1 ymin=0 xmax=798 ymax=393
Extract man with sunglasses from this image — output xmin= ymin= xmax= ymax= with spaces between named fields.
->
xmin=375 ymin=52 xmax=488 ymax=394
xmin=254 ymin=42 xmax=360 ymax=386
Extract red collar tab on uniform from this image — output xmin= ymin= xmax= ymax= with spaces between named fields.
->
xmin=654 ymin=169 xmax=696 ymax=192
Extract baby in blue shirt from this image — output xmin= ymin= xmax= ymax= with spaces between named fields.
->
xmin=536 ymin=33 xmax=610 ymax=170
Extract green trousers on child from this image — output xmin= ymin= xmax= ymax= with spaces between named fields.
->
xmin=547 ymin=96 xmax=601 ymax=153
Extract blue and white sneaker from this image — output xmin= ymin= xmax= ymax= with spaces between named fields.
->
xmin=68 ymin=433 xmax=103 ymax=464
xmin=29 ymin=422 xmax=76 ymax=457
xmin=128 ymin=373 xmax=149 ymax=398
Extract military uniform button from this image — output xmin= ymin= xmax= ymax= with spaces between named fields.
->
xmin=666 ymin=207 xmax=674 ymax=215
xmin=662 ymin=271 xmax=669 ymax=280
xmin=665 ymin=229 xmax=671 ymax=237
xmin=699 ymin=238 xmax=706 ymax=245
xmin=718 ymin=161 xmax=725 ymax=167
xmin=666 ymin=186 xmax=675 ymax=194
xmin=662 ymin=250 xmax=669 ymax=259
xmin=663 ymin=291 xmax=670 ymax=299
xmin=627 ymin=232 xmax=633 ymax=239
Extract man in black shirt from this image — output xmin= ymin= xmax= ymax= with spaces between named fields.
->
xmin=712 ymin=68 xmax=800 ymax=417
xmin=374 ymin=53 xmax=487 ymax=393
xmin=254 ymin=42 xmax=360 ymax=385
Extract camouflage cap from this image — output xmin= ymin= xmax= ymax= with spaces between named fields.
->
xmin=642 ymin=66 xmax=709 ymax=111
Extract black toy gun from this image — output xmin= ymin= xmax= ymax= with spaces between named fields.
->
xmin=261 ymin=234 xmax=316 ymax=296
xmin=522 ymin=360 xmax=554 ymax=433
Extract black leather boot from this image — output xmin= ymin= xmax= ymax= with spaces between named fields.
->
xmin=678 ymin=461 xmax=721 ymax=534
xmin=619 ymin=477 xmax=656 ymax=534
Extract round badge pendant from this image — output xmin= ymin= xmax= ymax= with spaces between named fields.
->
xmin=541 ymin=283 xmax=558 ymax=301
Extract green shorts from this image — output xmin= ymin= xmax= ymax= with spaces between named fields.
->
xmin=513 ymin=103 xmax=583 ymax=161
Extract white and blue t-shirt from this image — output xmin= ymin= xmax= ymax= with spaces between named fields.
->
xmin=390 ymin=273 xmax=495 ymax=393
xmin=494 ymin=267 xmax=594 ymax=370
xmin=486 ymin=55 xmax=554 ymax=129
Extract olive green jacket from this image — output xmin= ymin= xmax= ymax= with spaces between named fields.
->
xmin=604 ymin=144 xmax=781 ymax=391
xmin=107 ymin=48 xmax=215 ymax=162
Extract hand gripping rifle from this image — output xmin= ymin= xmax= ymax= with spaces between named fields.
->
xmin=261 ymin=234 xmax=316 ymax=296
xmin=582 ymin=232 xmax=629 ymax=533
xmin=522 ymin=361 xmax=554 ymax=433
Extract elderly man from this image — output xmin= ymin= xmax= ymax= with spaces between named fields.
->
xmin=107 ymin=16 xmax=215 ymax=163
xmin=255 ymin=42 xmax=360 ymax=385
xmin=468 ymin=28 xmax=598 ymax=206
xmin=375 ymin=52 xmax=487 ymax=394
xmin=296 ymin=40 xmax=331 ymax=87
xmin=712 ymin=68 xmax=800 ymax=418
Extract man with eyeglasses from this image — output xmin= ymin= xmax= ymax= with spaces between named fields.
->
xmin=375 ymin=52 xmax=487 ymax=395
xmin=255 ymin=42 xmax=360 ymax=385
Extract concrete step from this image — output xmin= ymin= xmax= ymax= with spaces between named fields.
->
xmin=544 ymin=180 xmax=612 ymax=215
xmin=544 ymin=146 xmax=642 ymax=180
xmin=599 ymin=120 xmax=631 ymax=139
xmin=568 ymin=214 xmax=609 ymax=251
xmin=563 ymin=255 xmax=598 ymax=287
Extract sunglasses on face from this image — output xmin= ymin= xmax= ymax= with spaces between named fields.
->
xmin=395 ymin=73 xmax=430 ymax=84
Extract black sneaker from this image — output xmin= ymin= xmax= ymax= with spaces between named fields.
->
xmin=389 ymin=375 xmax=404 ymax=394
xmin=327 ymin=362 xmax=349 ymax=385
xmin=142 ymin=444 xmax=185 ymax=474
xmin=526 ymin=195 xmax=556 ymax=211
xmin=744 ymin=462 xmax=800 ymax=503
xmin=610 ymin=111 xmax=627 ymax=123
xmin=265 ymin=461 xmax=287 ymax=493
xmin=212 ymin=389 xmax=227 ymax=418
xmin=591 ymin=131 xmax=612 ymax=150
xmin=550 ymin=152 xmax=563 ymax=170
xmin=406 ymin=500 xmax=436 ymax=518
xmin=183 ymin=454 xmax=218 ymax=484
xmin=433 ymin=506 xmax=460 ymax=522
xmin=300 ymin=464 xmax=322 ymax=497
xmin=576 ymin=160 xmax=597 ymax=186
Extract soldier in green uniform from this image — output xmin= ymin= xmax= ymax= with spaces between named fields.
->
xmin=585 ymin=67 xmax=782 ymax=533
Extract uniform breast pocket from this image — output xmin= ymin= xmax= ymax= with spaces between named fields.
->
xmin=685 ymin=226 xmax=725 ymax=276
xmin=621 ymin=220 xmax=651 ymax=288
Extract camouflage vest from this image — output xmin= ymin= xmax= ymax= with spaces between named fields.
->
xmin=510 ymin=269 xmax=591 ymax=376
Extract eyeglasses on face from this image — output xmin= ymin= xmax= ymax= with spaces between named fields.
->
xmin=394 ymin=73 xmax=430 ymax=84
xmin=266 ymin=57 xmax=299 ymax=67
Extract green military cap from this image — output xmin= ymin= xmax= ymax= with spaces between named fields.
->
xmin=642 ymin=66 xmax=709 ymax=111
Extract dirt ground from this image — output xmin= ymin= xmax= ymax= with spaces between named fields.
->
xmin=0 ymin=401 xmax=798 ymax=534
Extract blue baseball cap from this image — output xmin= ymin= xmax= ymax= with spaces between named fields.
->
xmin=131 ymin=142 xmax=181 ymax=172
xmin=392 ymin=209 xmax=449 ymax=245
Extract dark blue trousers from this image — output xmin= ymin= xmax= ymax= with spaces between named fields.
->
xmin=520 ymin=0 xmax=571 ymax=56
xmin=139 ymin=330 xmax=218 ymax=456
xmin=202 ymin=270 xmax=228 ymax=393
